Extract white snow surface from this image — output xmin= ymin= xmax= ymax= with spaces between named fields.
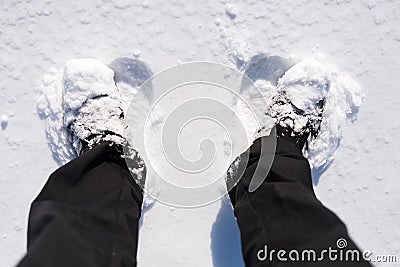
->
xmin=1 ymin=1 xmax=400 ymax=266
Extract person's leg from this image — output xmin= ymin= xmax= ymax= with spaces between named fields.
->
xmin=229 ymin=135 xmax=372 ymax=266
xmin=18 ymin=142 xmax=143 ymax=267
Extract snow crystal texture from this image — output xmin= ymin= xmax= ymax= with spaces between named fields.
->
xmin=1 ymin=1 xmax=400 ymax=267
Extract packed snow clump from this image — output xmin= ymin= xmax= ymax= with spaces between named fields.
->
xmin=37 ymin=69 xmax=75 ymax=163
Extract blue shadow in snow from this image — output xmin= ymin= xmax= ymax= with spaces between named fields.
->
xmin=210 ymin=198 xmax=245 ymax=267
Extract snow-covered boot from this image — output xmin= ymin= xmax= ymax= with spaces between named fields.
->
xmin=268 ymin=59 xmax=332 ymax=150
xmin=62 ymin=58 xmax=125 ymax=155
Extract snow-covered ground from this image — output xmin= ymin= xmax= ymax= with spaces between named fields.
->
xmin=1 ymin=0 xmax=400 ymax=266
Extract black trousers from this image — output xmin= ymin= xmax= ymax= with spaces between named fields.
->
xmin=18 ymin=138 xmax=372 ymax=267
xmin=228 ymin=136 xmax=372 ymax=266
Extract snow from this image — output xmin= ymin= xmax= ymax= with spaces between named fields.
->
xmin=1 ymin=1 xmax=400 ymax=267
xmin=225 ymin=4 xmax=239 ymax=20
xmin=36 ymin=69 xmax=77 ymax=163
xmin=1 ymin=115 xmax=8 ymax=130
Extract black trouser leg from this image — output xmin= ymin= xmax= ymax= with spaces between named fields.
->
xmin=18 ymin=142 xmax=143 ymax=267
xmin=229 ymin=136 xmax=372 ymax=267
